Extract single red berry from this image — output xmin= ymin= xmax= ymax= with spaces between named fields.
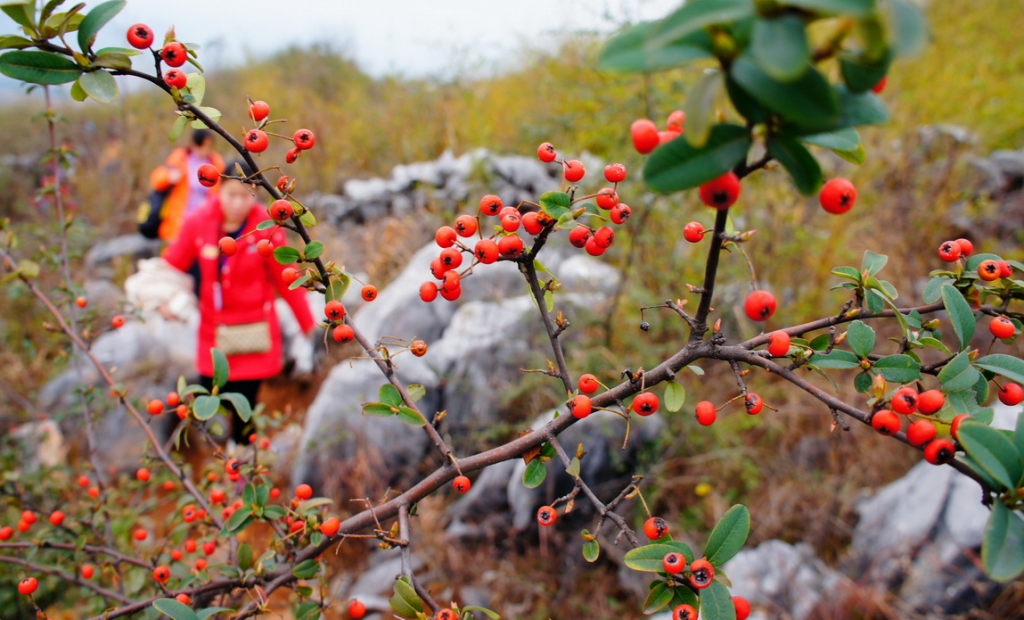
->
xmin=937 ymin=240 xmax=962 ymax=262
xmin=439 ymin=250 xmax=462 ymax=273
xmin=452 ymin=475 xmax=471 ymax=493
xmin=596 ymin=188 xmax=619 ymax=210
xmin=196 ymin=557 xmax=209 ymax=570
xmin=498 ymin=234 xmax=524 ymax=259
xmin=260 ymin=437 xmax=271 ymax=449
xmin=978 ymin=259 xmax=1001 ymax=281
xmin=270 ymin=199 xmax=293 ymax=221
xmin=435 ymin=225 xmax=457 ymax=248
xmin=819 ymin=178 xmax=857 ymax=215
xmin=999 ymin=383 xmax=1024 ymax=406
xmin=147 ymin=399 xmax=164 ymax=415
xmin=162 ymin=480 xmax=175 ymax=491
xmin=75 ymin=296 xmax=87 ymax=308
xmin=361 ymin=285 xmax=378 ymax=302
xmin=77 ymin=475 xmax=90 ymax=488
xmin=688 ymin=558 xmax=715 ymax=589
xmin=410 ymin=340 xmax=428 ymax=357
xmin=568 ymin=225 xmax=591 ymax=249
xmin=699 ymin=172 xmax=741 ymax=209
xmin=745 ymin=393 xmax=764 ymax=415
xmin=998 ymin=260 xmax=1013 ymax=278
xmin=163 ymin=69 xmax=187 ymax=89
xmin=950 ymin=413 xmax=970 ymax=441
xmin=643 ymin=516 xmax=668 ymax=540
xmin=610 ymin=203 xmax=632 ymax=225
xmin=88 ymin=487 xmax=100 ymax=498
xmin=479 ymin=194 xmax=503 ymax=216
xmin=454 ymin=214 xmax=478 ymax=237
xmin=182 ymin=505 xmax=197 ymax=523
xmin=171 ymin=549 xmax=183 ymax=561
xmin=136 ymin=467 xmax=151 ymax=482
xmin=631 ymin=119 xmax=659 ymax=154
xmin=49 ymin=510 xmax=65 ymax=526
xmin=733 ymin=596 xmax=752 ymax=620
xmin=285 ymin=147 xmax=301 ymax=164
xmin=257 ymin=238 xmax=274 ymax=257
xmin=22 ymin=510 xmax=37 ymax=524
xmin=924 ymin=438 xmax=956 ymax=465
xmin=682 ymin=221 xmax=705 ymax=243
xmin=474 ymin=238 xmax=499 ymax=264
xmin=891 ymin=387 xmax=918 ymax=415
xmin=662 ymin=552 xmax=685 ymax=574
xmin=584 ymin=236 xmax=606 ymax=257
xmin=81 ymin=564 xmax=95 ymax=579
xmin=249 ymin=100 xmax=270 ymax=122
xmin=695 ymin=400 xmax=717 ymax=426
xmin=569 ymin=394 xmax=593 ymax=419
xmin=17 ymin=520 xmax=31 ymax=532
xmin=436 ymin=609 xmax=456 ymax=620
xmin=907 ymin=419 xmax=937 ymax=447
xmin=419 ymin=281 xmax=439 ymax=302
xmin=990 ymin=316 xmax=1016 ymax=339
xmin=666 ymin=110 xmax=686 ymax=132
xmin=872 ymin=75 xmax=888 ymax=93
xmin=578 ymin=373 xmax=599 ymax=395
xmin=332 ymin=325 xmax=355 ymax=343
xmin=954 ymin=238 xmax=973 ymax=257
xmin=564 ymin=159 xmax=585 ymax=183
xmin=185 ymin=539 xmax=197 ymax=553
xmin=202 ymin=540 xmax=215 ymax=555
xmin=176 ymin=593 xmax=192 ymax=605
xmin=167 ymin=392 xmax=180 ymax=407
xmin=111 ymin=315 xmax=125 ymax=328
xmin=295 ymin=484 xmax=313 ymax=500
xmin=672 ymin=604 xmax=698 ymax=620
xmin=537 ymin=141 xmax=557 ymax=163
xmin=277 ymin=175 xmax=290 ymax=193
xmin=153 ymin=565 xmax=170 ymax=583
xmin=161 ymin=42 xmax=187 ymax=67
xmin=324 ymin=300 xmax=346 ymax=321
xmin=767 ymin=331 xmax=791 ymax=357
xmin=501 ymin=211 xmax=522 ymax=232
xmin=0 ymin=526 xmax=12 ymax=540
xmin=210 ymin=488 xmax=225 ymax=504
xmin=218 ymin=236 xmax=237 ymax=256
xmin=270 ymin=488 xmax=281 ymax=500
xmin=293 ymin=128 xmax=316 ymax=150
xmin=126 ymin=23 xmax=154 ymax=49
xmin=17 ymin=576 xmax=38 ymax=595
xmin=281 ymin=267 xmax=301 ymax=285
xmin=592 ymin=226 xmax=615 ymax=249
xmin=244 ymin=129 xmax=269 ymax=153
xmin=537 ymin=505 xmax=557 ymax=526
xmin=917 ymin=389 xmax=945 ymax=415
xmin=632 ymin=392 xmax=659 ymax=416
xmin=604 ymin=163 xmax=627 ymax=183
xmin=320 ymin=516 xmax=341 ymax=537
xmin=522 ymin=210 xmax=544 ymax=235
xmin=348 ymin=599 xmax=367 ymax=619
xmin=871 ymin=409 xmax=901 ymax=435
xmin=744 ymin=290 xmax=777 ymax=322
xmin=133 ymin=528 xmax=148 ymax=541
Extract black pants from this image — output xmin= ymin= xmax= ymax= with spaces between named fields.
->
xmin=199 ymin=375 xmax=261 ymax=445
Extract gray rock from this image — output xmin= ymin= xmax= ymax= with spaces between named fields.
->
xmin=84 ymin=234 xmax=163 ymax=274
xmin=989 ymin=149 xmax=1024 ymax=180
xmin=8 ymin=420 xmax=67 ymax=471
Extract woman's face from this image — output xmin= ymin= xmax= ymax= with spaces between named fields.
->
xmin=220 ymin=179 xmax=256 ymax=227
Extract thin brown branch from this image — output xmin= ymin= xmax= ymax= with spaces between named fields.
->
xmin=0 ymin=554 xmax=132 ymax=604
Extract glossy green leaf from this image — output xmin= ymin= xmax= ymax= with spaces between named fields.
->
xmin=0 ymin=50 xmax=82 ymax=84
xmin=379 ymin=383 xmax=403 ymax=408
xmin=362 ymin=402 xmax=395 ymax=417
xmin=700 ymin=580 xmax=738 ymax=620
xmin=861 ymin=250 xmax=887 ymax=275
xmin=304 ymin=240 xmax=324 ymax=261
xmin=846 ymin=321 xmax=875 ymax=359
xmin=273 ymin=245 xmax=301 ymax=265
xmin=683 ymin=69 xmax=723 ymax=148
xmin=191 ymin=106 xmax=221 ymax=129
xmin=810 ymin=350 xmax=861 ymax=369
xmin=833 ymin=143 xmax=868 ymax=165
xmin=854 ymin=371 xmax=873 ymax=393
xmin=326 ymin=272 xmax=351 ymax=303
xmin=92 ymin=51 xmax=131 ymax=70
xmin=937 ymin=352 xmax=981 ymax=392
xmin=583 ymin=538 xmax=600 ymax=562
xmin=958 ymin=421 xmax=1023 ymax=491
xmin=643 ymin=580 xmax=674 ymax=614
xmin=831 ymin=265 xmax=861 ymax=281
xmin=649 ymin=0 xmax=755 ymax=49
xmin=624 ymin=541 xmax=695 ymax=572
xmin=169 ymin=115 xmax=189 ymax=142
xmin=152 ymin=598 xmax=200 ymax=620
xmin=224 ymin=507 xmax=254 ymax=534
xmin=0 ymin=34 xmax=34 ymax=49
xmin=238 ymin=542 xmax=253 ymax=571
xmin=974 ymin=354 xmax=1024 ymax=385
xmin=644 ymin=123 xmax=750 ymax=194
xmin=767 ymin=133 xmax=823 ymax=195
xmin=835 ymin=85 xmax=891 ymax=127
xmin=887 ymin=0 xmax=927 ymax=57
xmin=941 ymin=284 xmax=975 ymax=351
xmin=292 ymin=558 xmax=320 ymax=579
xmin=873 ymin=354 xmax=921 ymax=383
xmin=295 ymin=601 xmax=322 ymax=620
xmin=461 ymin=607 xmax=501 ymax=620
xmin=982 ymin=502 xmax=1024 ymax=582
xmin=192 ymin=395 xmax=221 ymax=421
xmin=704 ymin=504 xmax=750 ymax=565
xmin=923 ymin=276 xmax=955 ymax=304
xmin=539 ymin=191 xmax=571 ymax=221
xmin=0 ymin=2 xmax=34 ymax=30
xmin=782 ymin=0 xmax=874 ymax=16
xmin=839 ymin=49 xmax=892 ymax=93
xmin=390 ymin=576 xmax=424 ymax=619
xmin=1015 ymin=412 xmax=1024 ymax=463
xmin=730 ymin=55 xmax=838 ymax=130
xmin=212 ymin=348 xmax=229 ymax=389
xmin=751 ymin=15 xmax=810 ymax=82
xmin=396 ymin=406 xmax=426 ymax=427
xmin=220 ymin=392 xmax=252 ymax=423
xmin=598 ymin=20 xmax=713 ymax=73
xmin=196 ymin=608 xmax=233 ymax=620
xmin=725 ymin=75 xmax=767 ymax=124
xmin=77 ymin=0 xmax=125 ymax=51
xmin=803 ymin=127 xmax=860 ymax=152
xmin=664 ymin=380 xmax=686 ymax=413
xmin=523 ymin=458 xmax=546 ymax=489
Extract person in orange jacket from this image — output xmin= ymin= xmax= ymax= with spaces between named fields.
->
xmin=150 ymin=129 xmax=226 ymax=242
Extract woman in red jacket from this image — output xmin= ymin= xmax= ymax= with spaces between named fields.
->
xmin=163 ymin=162 xmax=315 ymax=444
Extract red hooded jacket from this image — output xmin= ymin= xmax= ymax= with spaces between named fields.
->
xmin=163 ymin=198 xmax=315 ymax=380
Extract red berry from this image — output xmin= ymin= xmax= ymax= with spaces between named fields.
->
xmin=281 ymin=267 xmax=301 ymax=285
xmin=610 ymin=203 xmax=632 ymax=225
xmin=17 ymin=576 xmax=37 ymax=595
xmin=744 ymin=290 xmax=777 ymax=322
xmin=161 ymin=42 xmax=187 ymax=67
xmin=923 ymin=438 xmax=956 ymax=465
xmin=672 ymin=604 xmax=698 ymax=620
xmin=75 ymin=296 xmax=87 ymax=308
xmin=498 ymin=234 xmax=524 ymax=259
xmin=435 ymin=226 xmax=457 ymax=248
xmin=111 ymin=315 xmax=125 ymax=328
xmin=202 ymin=540 xmax=215 ymax=555
xmin=819 ymin=178 xmax=857 ymax=215
xmin=907 ymin=419 xmax=937 ymax=447
xmin=568 ymin=226 xmax=591 ymax=249
xmin=81 ymin=564 xmax=95 ymax=579
xmin=171 ymin=549 xmax=183 ymax=561
xmin=136 ymin=467 xmax=151 ymax=482
xmin=733 ymin=596 xmax=752 ymax=620
xmin=978 ymin=260 xmax=1001 ymax=281
xmin=630 ymin=119 xmax=659 ymax=154
xmin=745 ymin=393 xmax=763 ymax=415
xmin=999 ymin=383 xmax=1024 ymax=406
xmin=688 ymin=558 xmax=715 ymax=589
xmin=285 ymin=147 xmax=301 ymax=164
xmin=196 ymin=557 xmax=209 ymax=570
xmin=666 ymin=110 xmax=686 ymax=132
xmin=663 ymin=551 xmax=685 ymax=574
xmin=324 ymin=300 xmax=346 ymax=321
xmin=454 ymin=214 xmax=478 ymax=237
xmin=244 ymin=129 xmax=269 ymax=153
xmin=917 ymin=390 xmax=945 ymax=415
xmin=682 ymin=221 xmax=705 ymax=243
xmin=277 ymin=175 xmax=290 ymax=193
xmin=563 ymin=159 xmax=585 ymax=183
xmin=643 ymin=516 xmax=668 ymax=540
xmin=891 ymin=387 xmax=918 ymax=415
xmin=871 ymin=409 xmax=901 ymax=435
xmin=439 ymin=283 xmax=462 ymax=302
xmin=152 ymin=565 xmax=170 ymax=583
xmin=937 ymin=240 xmax=962 ymax=262
xmin=361 ymin=285 xmax=378 ymax=302
xmin=479 ymin=194 xmax=503 ymax=216
xmin=989 ymin=316 xmax=1016 ymax=339
xmin=249 ymin=100 xmax=270 ymax=122
xmin=133 ymin=528 xmax=148 ymax=541
xmin=332 ymin=325 xmax=355 ymax=343
xmin=767 ymin=331 xmax=791 ymax=357
xmin=295 ymin=484 xmax=313 ymax=500
xmin=257 ymin=238 xmax=274 ymax=257
xmin=436 ymin=609 xmax=456 ymax=620
xmin=501 ymin=211 xmax=521 ymax=232
xmin=163 ymin=69 xmax=187 ymax=89
xmin=270 ymin=199 xmax=293 ymax=221
xmin=419 ymin=281 xmax=438 ymax=302
xmin=218 ymin=236 xmax=237 ymax=256
xmin=699 ymin=172 xmax=741 ymax=209
xmin=950 ymin=413 xmax=970 ymax=441
xmin=452 ymin=475 xmax=471 ymax=493
xmin=584 ymin=236 xmax=606 ymax=257
xmin=167 ymin=392 xmax=180 ymax=407
xmin=77 ymin=475 xmax=90 ymax=488
xmin=126 ymin=23 xmax=154 ymax=49
xmin=210 ymin=488 xmax=225 ymax=504
xmin=162 ymin=480 xmax=175 ymax=491
xmin=578 ymin=373 xmax=599 ymax=395
xmin=474 ymin=238 xmax=499 ymax=264
xmin=522 ymin=211 xmax=544 ymax=235
xmin=954 ymin=238 xmax=973 ymax=257
xmin=182 ymin=505 xmax=197 ymax=523
xmin=320 ymin=516 xmax=340 ymax=537
xmin=22 ymin=510 xmax=37 ymax=524
xmin=998 ymin=260 xmax=1013 ymax=278
xmin=88 ymin=487 xmax=100 ymax=498
xmin=695 ymin=400 xmax=717 ymax=426
xmin=147 ymin=399 xmax=164 ymax=415
xmin=176 ymin=593 xmax=192 ymax=605
xmin=537 ymin=505 xmax=557 ymax=526
xmin=17 ymin=520 xmax=31 ymax=532
xmin=0 ymin=526 xmax=12 ymax=540
xmin=596 ymin=188 xmax=619 ymax=210
xmin=658 ymin=130 xmax=680 ymax=145
xmin=604 ymin=163 xmax=627 ymax=183
xmin=872 ymin=75 xmax=888 ymax=93
xmin=537 ymin=142 xmax=557 ymax=163
xmin=293 ymin=129 xmax=316 ymax=150
xmin=632 ymin=392 xmax=659 ymax=416
xmin=349 ymin=599 xmax=367 ymax=619
xmin=592 ymin=226 xmax=615 ymax=249
xmin=49 ymin=510 xmax=65 ymax=526
xmin=569 ymin=394 xmax=592 ymax=419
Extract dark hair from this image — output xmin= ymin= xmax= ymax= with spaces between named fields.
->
xmin=190 ymin=129 xmax=212 ymax=148
xmin=228 ymin=159 xmax=255 ymax=182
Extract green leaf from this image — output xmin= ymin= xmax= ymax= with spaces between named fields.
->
xmin=861 ymin=250 xmax=887 ymax=275
xmin=937 ymin=352 xmax=981 ymax=392
xmin=152 ymin=598 xmax=200 ymax=620
xmin=751 ymin=15 xmax=810 ymax=82
xmin=273 ymin=246 xmax=301 ymax=265
xmin=238 ymin=542 xmax=253 ymax=571
xmin=256 ymin=220 xmax=276 ymax=231
xmin=0 ymin=50 xmax=82 ymax=84
xmin=846 ymin=321 xmax=875 ymax=358
xmin=624 ymin=542 xmax=695 ymax=572
xmin=263 ymin=505 xmax=286 ymax=520
xmin=196 ymin=608 xmax=233 ymax=620
xmin=668 ymin=586 xmax=700 ymax=613
xmin=304 ymin=240 xmax=324 ymax=261
xmin=872 ymin=354 xmax=921 ymax=383
xmin=299 ymin=208 xmax=316 ymax=227
xmin=192 ymin=395 xmax=221 ymax=421
xmin=362 ymin=402 xmax=396 ymax=417
xmin=958 ymin=421 xmax=1024 ymax=491
xmin=523 ymin=459 xmax=546 ymax=489
xmin=256 ymin=484 xmax=269 ymax=507
xmin=831 ymin=265 xmax=861 ymax=282
xmin=833 ymin=143 xmax=867 ymax=165
xmin=390 ymin=576 xmax=424 ymax=619
xmin=169 ymin=115 xmax=189 ymax=142
xmin=642 ymin=581 xmax=674 ymax=614
xmin=77 ymin=0 xmax=125 ymax=51
xmin=782 ymin=0 xmax=874 ymax=15
xmin=974 ymin=354 xmax=1024 ymax=385
xmin=292 ymin=558 xmax=320 ymax=580
xmin=766 ymin=133 xmax=823 ymax=195
xmin=539 ymin=191 xmax=571 ymax=220
xmin=220 ymin=392 xmax=252 ymax=423
xmin=396 ymin=407 xmax=426 ymax=427
xmin=191 ymin=106 xmax=221 ymax=129
xmin=699 ymin=580 xmax=737 ymax=620
xmin=379 ymin=384 xmax=402 ymax=408
xmin=1015 ymin=412 xmax=1024 ymax=461
xmin=923 ymin=276 xmax=955 ymax=304
xmin=649 ymin=0 xmax=755 ymax=49
xmin=407 ymin=384 xmax=426 ymax=402
xmin=598 ymin=20 xmax=713 ymax=73
xmin=982 ymin=502 xmax=1024 ymax=583
xmin=460 ymin=607 xmax=501 ymax=620
xmin=887 ymin=0 xmax=927 ymax=57
xmin=0 ymin=34 xmax=34 ymax=49
xmin=295 ymin=601 xmax=322 ymax=620
xmin=644 ymin=123 xmax=751 ymax=194
xmin=835 ymin=85 xmax=890 ymax=128
xmin=326 ymin=273 xmax=351 ymax=303
xmin=212 ymin=348 xmax=229 ymax=389
xmin=287 ymin=274 xmax=310 ymax=291
xmin=730 ymin=55 xmax=838 ymax=130
xmin=803 ymin=127 xmax=860 ymax=152
xmin=703 ymin=504 xmax=750 ymax=565
xmin=583 ymin=538 xmax=600 ymax=562
xmin=664 ymin=380 xmax=686 ymax=413
xmin=0 ymin=1 xmax=34 ymax=30
xmin=810 ymin=350 xmax=861 ymax=369
xmin=186 ymin=72 xmax=205 ymax=105
xmin=224 ymin=507 xmax=254 ymax=534
xmin=682 ymin=69 xmax=723 ymax=148
xmin=840 ymin=49 xmax=892 ymax=93
xmin=854 ymin=371 xmax=873 ymax=393
xmin=725 ymin=74 xmax=767 ymax=124
xmin=92 ymin=51 xmax=131 ymax=70
xmin=940 ymin=284 xmax=976 ymax=351
xmin=566 ymin=456 xmax=581 ymax=478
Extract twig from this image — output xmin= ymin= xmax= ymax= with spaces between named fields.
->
xmin=0 ymin=554 xmax=132 ymax=604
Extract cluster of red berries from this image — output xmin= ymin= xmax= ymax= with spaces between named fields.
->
xmin=938 ymin=238 xmax=1017 ymax=283
xmin=240 ymin=99 xmax=316 ymax=165
xmin=671 ymin=597 xmax=750 ymax=620
xmin=126 ymin=24 xmax=197 ymax=92
xmin=662 ymin=554 xmax=715 ymax=590
xmin=869 ymin=386 xmax=960 ymax=464
xmin=630 ymin=110 xmax=685 ymax=154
